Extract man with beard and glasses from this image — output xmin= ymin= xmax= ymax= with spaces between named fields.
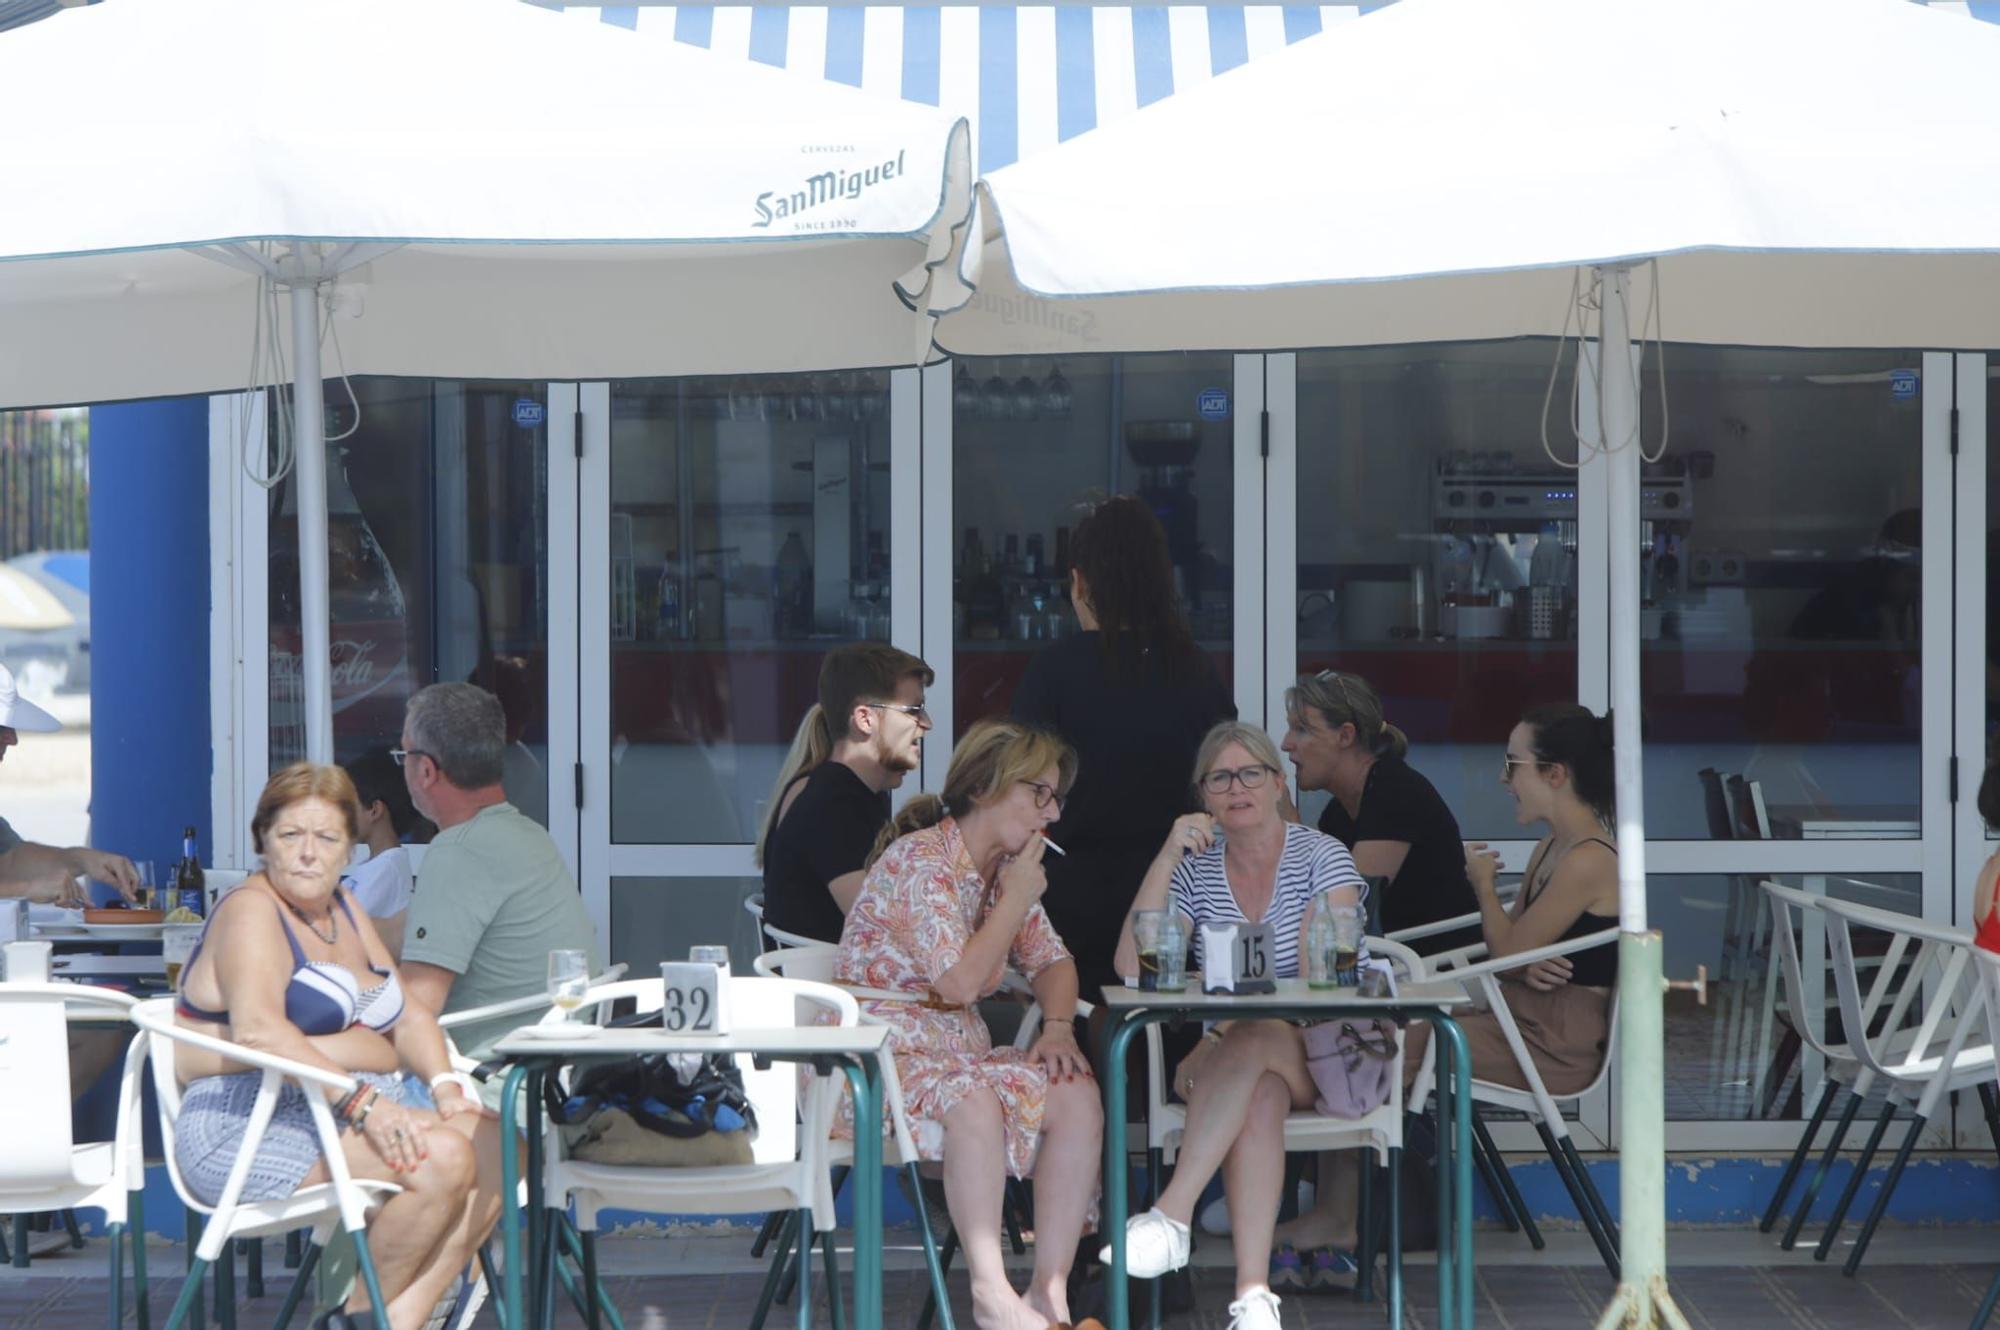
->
xmin=756 ymin=643 xmax=935 ymax=943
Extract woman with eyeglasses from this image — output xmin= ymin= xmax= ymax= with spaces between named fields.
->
xmin=834 ymin=718 xmax=1103 ymax=1330
xmin=1011 ymin=495 xmax=1234 ymax=1003
xmin=1404 ymin=703 xmax=1621 ymax=1094
xmin=1109 ymin=721 xmax=1367 ymax=1330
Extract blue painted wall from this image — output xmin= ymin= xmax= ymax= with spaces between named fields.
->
xmin=87 ymin=397 xmax=212 ymax=895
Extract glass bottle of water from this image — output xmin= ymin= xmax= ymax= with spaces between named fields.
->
xmin=1306 ymin=891 xmax=1340 ymax=989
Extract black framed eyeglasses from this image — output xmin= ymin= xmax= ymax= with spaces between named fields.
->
xmin=1202 ymin=764 xmax=1279 ymax=794
xmin=390 ymin=748 xmax=433 ymax=769
xmin=1020 ymin=779 xmax=1065 ymax=812
xmin=865 ymin=702 xmax=932 ymax=726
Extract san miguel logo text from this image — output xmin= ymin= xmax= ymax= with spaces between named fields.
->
xmin=753 ymin=150 xmax=907 ymax=230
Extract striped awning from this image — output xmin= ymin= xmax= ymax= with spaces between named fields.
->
xmin=554 ymin=2 xmax=2000 ymax=174
xmin=559 ymin=5 xmax=1386 ymax=172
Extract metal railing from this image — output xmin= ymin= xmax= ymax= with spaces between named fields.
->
xmin=0 ymin=409 xmax=89 ymax=558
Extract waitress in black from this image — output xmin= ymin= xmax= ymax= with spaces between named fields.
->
xmin=1265 ymin=668 xmax=1479 ymax=1285
xmin=1011 ymin=495 xmax=1234 ymax=1001
xmin=1281 ymin=669 xmax=1479 ymax=951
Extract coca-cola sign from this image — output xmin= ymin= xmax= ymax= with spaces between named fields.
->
xmin=271 ymin=620 xmax=411 ymax=715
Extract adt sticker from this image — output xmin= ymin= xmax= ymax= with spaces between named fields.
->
xmin=511 ymin=398 xmax=546 ymax=428
xmin=1890 ymin=370 xmax=1919 ymax=402
xmin=1196 ymin=387 xmax=1230 ymax=421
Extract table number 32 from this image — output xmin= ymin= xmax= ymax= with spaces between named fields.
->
xmin=659 ymin=961 xmax=730 ymax=1034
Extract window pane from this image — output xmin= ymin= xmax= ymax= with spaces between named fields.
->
xmin=268 ymin=379 xmax=552 ymax=825
xmin=1639 ymin=348 xmax=1922 ymax=839
xmin=607 ymin=372 xmax=892 ymax=844
xmin=952 ymin=353 xmax=1235 ymax=736
xmin=1295 ymin=343 xmax=1577 ymax=838
xmin=610 ymin=875 xmax=764 ymax=974
xmin=1658 ymin=873 xmax=1920 ymax=1121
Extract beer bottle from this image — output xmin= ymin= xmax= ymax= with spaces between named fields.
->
xmin=175 ymin=826 xmax=206 ymax=917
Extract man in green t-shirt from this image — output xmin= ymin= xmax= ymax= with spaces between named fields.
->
xmin=396 ymin=682 xmax=598 ymax=1068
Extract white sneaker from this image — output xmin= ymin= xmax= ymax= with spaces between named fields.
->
xmin=1227 ymin=1286 xmax=1284 ymax=1330
xmin=1099 ymin=1207 xmax=1191 ymax=1278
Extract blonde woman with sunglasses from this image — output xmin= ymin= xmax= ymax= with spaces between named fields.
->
xmin=1110 ymin=722 xmax=1368 ymax=1330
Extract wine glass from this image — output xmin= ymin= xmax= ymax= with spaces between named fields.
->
xmin=547 ymin=949 xmax=590 ymax=1021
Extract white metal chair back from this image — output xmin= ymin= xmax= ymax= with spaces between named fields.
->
xmin=1819 ymin=895 xmax=1986 ymax=1117
xmin=1409 ymin=928 xmax=1621 ymax=1136
xmin=1761 ymin=880 xmax=1913 ymax=1068
xmin=0 ymin=988 xmax=79 ymax=1189
xmin=545 ymin=974 xmax=854 ymax=1167
xmin=132 ymin=997 xmax=397 ymax=1251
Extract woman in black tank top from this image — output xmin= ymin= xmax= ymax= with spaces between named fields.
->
xmin=1407 ymin=705 xmax=1622 ymax=1100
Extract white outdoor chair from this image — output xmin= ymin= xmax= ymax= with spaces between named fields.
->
xmin=1408 ymin=927 xmax=1623 ymax=1278
xmin=746 ymin=889 xmax=831 ymax=952
xmin=1756 ymin=880 xmax=1935 ymax=1249
xmin=131 ymin=997 xmax=402 ymax=1330
xmin=536 ymin=974 xmax=857 ymax=1330
xmin=0 ymin=981 xmax=150 ymax=1329
xmin=1135 ymin=937 xmax=1430 ymax=1315
xmin=1810 ymin=895 xmax=1992 ymax=1275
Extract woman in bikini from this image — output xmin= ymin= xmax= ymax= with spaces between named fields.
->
xmin=172 ymin=763 xmax=505 ymax=1330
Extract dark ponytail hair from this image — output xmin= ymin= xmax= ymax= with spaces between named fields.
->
xmin=1069 ymin=495 xmax=1202 ymax=685
xmin=1521 ymin=703 xmax=1616 ymax=824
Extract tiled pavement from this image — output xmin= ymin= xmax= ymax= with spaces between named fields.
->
xmin=4 ymin=1230 xmax=1999 ymax=1328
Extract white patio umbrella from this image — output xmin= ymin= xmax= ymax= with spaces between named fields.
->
xmin=0 ymin=0 xmax=970 ymax=763
xmin=926 ymin=0 xmax=2000 ymax=1323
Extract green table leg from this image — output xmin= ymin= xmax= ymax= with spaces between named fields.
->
xmin=839 ymin=1056 xmax=883 ymax=1330
xmin=1100 ymin=1011 xmax=1150 ymax=1330
xmin=498 ymin=1063 xmax=533 ymax=1330
xmin=1432 ymin=1014 xmax=1474 ymax=1330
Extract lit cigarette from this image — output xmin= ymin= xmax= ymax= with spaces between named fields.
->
xmin=1040 ymin=833 xmax=1068 ymax=856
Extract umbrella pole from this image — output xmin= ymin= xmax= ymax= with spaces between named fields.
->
xmin=289 ymin=277 xmax=335 ymax=766
xmin=1594 ymin=265 xmax=1690 ymax=1330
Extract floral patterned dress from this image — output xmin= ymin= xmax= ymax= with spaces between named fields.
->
xmin=832 ymin=817 xmax=1074 ymax=1177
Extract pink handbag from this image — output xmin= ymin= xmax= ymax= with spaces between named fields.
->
xmin=1303 ymin=1018 xmax=1399 ymax=1118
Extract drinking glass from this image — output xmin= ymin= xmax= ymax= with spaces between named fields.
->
xmin=1155 ymin=914 xmax=1189 ymax=993
xmin=1333 ymin=903 xmax=1367 ymax=986
xmin=547 ymin=948 xmax=591 ymax=1019
xmin=133 ymin=861 xmax=158 ymax=911
xmin=1133 ymin=909 xmax=1165 ymax=992
xmin=689 ymin=944 xmax=732 ymax=974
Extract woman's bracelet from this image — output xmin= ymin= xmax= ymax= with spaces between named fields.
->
xmin=1041 ymin=1017 xmax=1074 ymax=1030
xmin=429 ymin=1070 xmax=483 ymax=1100
xmin=343 ymin=1086 xmax=381 ymax=1133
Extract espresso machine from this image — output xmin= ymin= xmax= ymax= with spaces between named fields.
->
xmin=1429 ymin=453 xmax=1692 ymax=640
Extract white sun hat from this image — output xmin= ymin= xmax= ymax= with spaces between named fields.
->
xmin=0 ymin=662 xmax=60 ymax=733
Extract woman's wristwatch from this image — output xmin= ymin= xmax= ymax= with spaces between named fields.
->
xmin=429 ymin=1070 xmax=484 ymax=1101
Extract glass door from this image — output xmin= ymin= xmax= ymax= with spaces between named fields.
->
xmin=578 ymin=371 xmax=914 ymax=967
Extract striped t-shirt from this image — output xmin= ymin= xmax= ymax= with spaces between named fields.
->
xmin=1168 ymin=822 xmax=1368 ymax=979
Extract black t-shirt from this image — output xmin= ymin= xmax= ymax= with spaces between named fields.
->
xmin=761 ymin=761 xmax=890 ymax=944
xmin=1317 ymin=754 xmax=1480 ymax=955
xmin=1012 ymin=631 xmax=1235 ymax=999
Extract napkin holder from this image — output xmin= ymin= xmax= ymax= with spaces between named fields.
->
xmin=1201 ymin=921 xmax=1276 ymax=995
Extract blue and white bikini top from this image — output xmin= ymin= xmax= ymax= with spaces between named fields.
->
xmin=176 ymin=888 xmax=405 ymax=1036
